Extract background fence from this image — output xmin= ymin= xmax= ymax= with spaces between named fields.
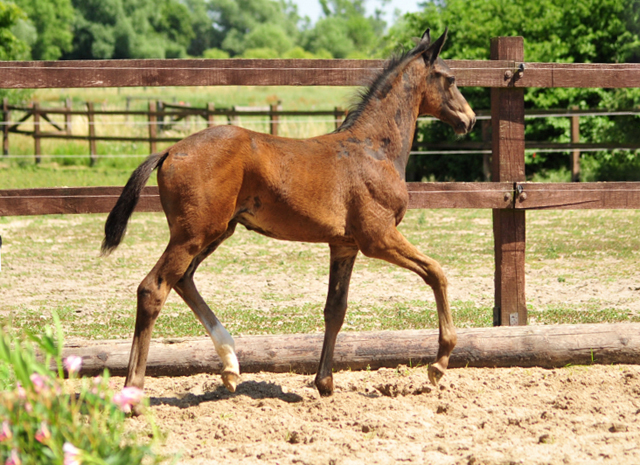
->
xmin=4 ymin=98 xmax=639 ymax=181
xmin=1 ymin=36 xmax=640 ymax=327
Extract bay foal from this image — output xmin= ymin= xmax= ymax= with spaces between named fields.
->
xmin=102 ymin=28 xmax=476 ymax=397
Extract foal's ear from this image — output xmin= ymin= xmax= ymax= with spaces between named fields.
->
xmin=421 ymin=28 xmax=431 ymax=46
xmin=423 ymin=27 xmax=448 ymax=65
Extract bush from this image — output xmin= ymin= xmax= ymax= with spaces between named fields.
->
xmin=202 ymin=48 xmax=230 ymax=59
xmin=0 ymin=315 xmax=162 ymax=465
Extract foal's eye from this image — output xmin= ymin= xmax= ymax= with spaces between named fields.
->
xmin=447 ymin=76 xmax=456 ymax=85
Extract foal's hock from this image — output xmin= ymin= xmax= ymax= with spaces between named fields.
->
xmin=103 ymin=28 xmax=476 ymax=397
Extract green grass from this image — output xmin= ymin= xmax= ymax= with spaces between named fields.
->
xmin=34 ymin=86 xmax=355 ymax=112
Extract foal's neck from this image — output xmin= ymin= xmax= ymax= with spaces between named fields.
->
xmin=347 ymin=60 xmax=425 ymax=179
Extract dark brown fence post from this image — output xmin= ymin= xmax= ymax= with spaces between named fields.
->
xmin=156 ymin=100 xmax=164 ymax=132
xmin=65 ymin=98 xmax=72 ymax=135
xmin=149 ymin=100 xmax=157 ymax=153
xmin=87 ymin=102 xmax=97 ymax=166
xmin=207 ymin=102 xmax=215 ymax=127
xmin=334 ymin=106 xmax=344 ymax=130
xmin=33 ymin=102 xmax=41 ymax=164
xmin=270 ymin=103 xmax=279 ymax=136
xmin=3 ymin=98 xmax=10 ymax=156
xmin=491 ymin=37 xmax=527 ymax=326
xmin=571 ymin=113 xmax=580 ymax=182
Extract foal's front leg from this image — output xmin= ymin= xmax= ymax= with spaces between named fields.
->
xmin=359 ymin=228 xmax=457 ymax=386
xmin=314 ymin=245 xmax=359 ymax=396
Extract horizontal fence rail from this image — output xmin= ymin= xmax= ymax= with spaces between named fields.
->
xmin=3 ymin=182 xmax=640 ymax=217
xmin=0 ymin=59 xmax=639 ymax=89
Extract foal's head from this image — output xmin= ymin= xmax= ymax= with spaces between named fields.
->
xmin=416 ymin=28 xmax=476 ymax=135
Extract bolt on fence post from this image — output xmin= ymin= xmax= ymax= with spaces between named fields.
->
xmin=490 ymin=36 xmax=527 ymax=326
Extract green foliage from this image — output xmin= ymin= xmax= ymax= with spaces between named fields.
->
xmin=65 ymin=0 xmax=195 ymax=59
xmin=0 ymin=1 xmax=30 ymax=60
xmin=303 ymin=0 xmax=386 ymax=58
xmin=386 ymin=0 xmax=640 ymax=181
xmin=242 ymin=47 xmax=279 ymax=59
xmin=0 ymin=318 xmax=162 ymax=464
xmin=207 ymin=0 xmax=300 ymax=56
xmin=12 ymin=0 xmax=73 ymax=60
xmin=282 ymin=46 xmax=316 ymax=59
xmin=244 ymin=23 xmax=293 ymax=55
xmin=202 ymin=47 xmax=230 ymax=59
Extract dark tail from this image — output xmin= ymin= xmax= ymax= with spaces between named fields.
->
xmin=101 ymin=151 xmax=168 ymax=256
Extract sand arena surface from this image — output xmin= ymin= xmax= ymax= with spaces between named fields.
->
xmin=113 ymin=364 xmax=640 ymax=465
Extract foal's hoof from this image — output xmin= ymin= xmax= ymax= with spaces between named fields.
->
xmin=221 ymin=371 xmax=241 ymax=393
xmin=315 ymin=376 xmax=334 ymax=397
xmin=428 ymin=363 xmax=445 ymax=386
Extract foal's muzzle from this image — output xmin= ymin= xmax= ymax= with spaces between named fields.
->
xmin=454 ymin=113 xmax=476 ymax=135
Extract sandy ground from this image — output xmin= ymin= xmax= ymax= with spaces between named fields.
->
xmin=1 ymin=213 xmax=639 ymax=463
xmin=118 ymin=364 xmax=640 ymax=465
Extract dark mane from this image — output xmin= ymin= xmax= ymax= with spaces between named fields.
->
xmin=334 ymin=46 xmax=424 ymax=133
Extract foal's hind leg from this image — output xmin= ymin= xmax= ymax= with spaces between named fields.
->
xmin=359 ymin=228 xmax=457 ymax=386
xmin=125 ymin=239 xmax=201 ymax=390
xmin=173 ymin=224 xmax=240 ymax=392
xmin=314 ymin=245 xmax=358 ymax=396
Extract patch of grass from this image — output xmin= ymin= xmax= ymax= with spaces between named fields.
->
xmin=527 ymin=209 xmax=640 ymax=263
xmin=529 ymin=305 xmax=640 ymax=325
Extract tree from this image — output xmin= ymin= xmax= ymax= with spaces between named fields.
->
xmin=65 ymin=0 xmax=195 ymax=59
xmin=12 ymin=0 xmax=73 ymax=59
xmin=206 ymin=0 xmax=300 ymax=56
xmin=385 ymin=0 xmax=640 ymax=181
xmin=304 ymin=0 xmax=387 ymax=58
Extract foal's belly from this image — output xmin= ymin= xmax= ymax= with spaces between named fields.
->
xmin=234 ymin=208 xmax=351 ymax=245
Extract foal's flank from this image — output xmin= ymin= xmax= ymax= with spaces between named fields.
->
xmin=102 ymin=27 xmax=475 ymax=399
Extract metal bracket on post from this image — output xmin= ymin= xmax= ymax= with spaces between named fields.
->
xmin=504 ymin=63 xmax=525 ymax=86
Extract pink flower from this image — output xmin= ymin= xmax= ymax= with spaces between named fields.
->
xmin=35 ymin=422 xmax=51 ymax=443
xmin=63 ymin=356 xmax=82 ymax=375
xmin=30 ymin=373 xmax=47 ymax=394
xmin=0 ymin=421 xmax=12 ymax=441
xmin=16 ymin=383 xmax=26 ymax=400
xmin=112 ymin=386 xmax=144 ymax=413
xmin=91 ymin=376 xmax=103 ymax=395
xmin=5 ymin=449 xmax=21 ymax=465
xmin=63 ymin=442 xmax=81 ymax=465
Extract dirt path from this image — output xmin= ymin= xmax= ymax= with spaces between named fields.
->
xmin=119 ymin=364 xmax=640 ymax=465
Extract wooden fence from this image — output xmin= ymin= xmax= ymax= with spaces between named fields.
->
xmin=1 ymin=98 xmax=345 ymax=163
xmin=4 ymin=98 xmax=638 ymax=181
xmin=1 ymin=36 xmax=640 ymax=327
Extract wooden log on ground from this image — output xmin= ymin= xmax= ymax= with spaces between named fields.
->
xmin=62 ymin=323 xmax=640 ymax=378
